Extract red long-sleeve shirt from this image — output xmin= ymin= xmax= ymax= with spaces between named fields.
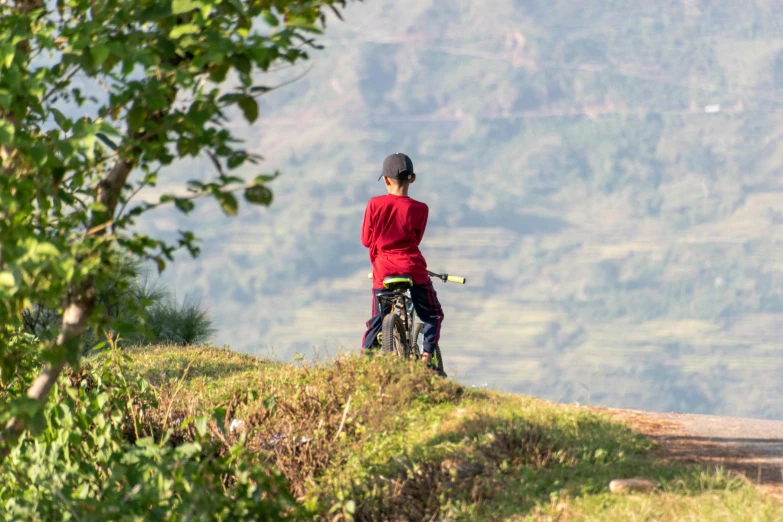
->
xmin=361 ymin=194 xmax=429 ymax=289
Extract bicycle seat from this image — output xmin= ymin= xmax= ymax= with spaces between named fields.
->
xmin=383 ymin=275 xmax=414 ymax=291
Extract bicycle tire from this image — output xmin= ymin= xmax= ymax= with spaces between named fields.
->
xmin=434 ymin=345 xmax=445 ymax=373
xmin=381 ymin=313 xmax=408 ymax=357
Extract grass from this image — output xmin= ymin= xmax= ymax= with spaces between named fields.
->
xmin=125 ymin=345 xmax=782 ymax=521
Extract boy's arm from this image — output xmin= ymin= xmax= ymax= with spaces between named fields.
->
xmin=361 ymin=201 xmax=374 ymax=248
xmin=414 ymin=205 xmax=429 ymax=245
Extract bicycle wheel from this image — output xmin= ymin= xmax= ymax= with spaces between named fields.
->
xmin=434 ymin=345 xmax=445 ymax=373
xmin=381 ymin=313 xmax=409 ymax=357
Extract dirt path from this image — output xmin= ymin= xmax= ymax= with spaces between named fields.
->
xmin=593 ymin=407 xmax=783 ymax=495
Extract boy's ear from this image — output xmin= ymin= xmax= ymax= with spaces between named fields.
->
xmin=383 ymin=176 xmax=392 ymax=187
xmin=410 ymin=173 xmax=416 ymax=184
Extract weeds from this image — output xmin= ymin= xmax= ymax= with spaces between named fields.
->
xmin=347 ymin=420 xmax=557 ymax=521
xmin=129 ymin=349 xmax=463 ymax=499
xmin=0 ymin=346 xmax=300 ymax=521
xmin=121 ymin=345 xmax=782 ymax=522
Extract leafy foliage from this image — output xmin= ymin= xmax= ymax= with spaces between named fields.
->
xmin=0 ymin=0 xmax=356 ymax=449
xmin=0 ymin=347 xmax=302 ymax=521
xmin=0 ymin=2 xmax=359 ymax=519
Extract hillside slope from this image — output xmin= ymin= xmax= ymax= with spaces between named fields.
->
xmin=127 ymin=345 xmax=782 ymax=520
xmin=135 ymin=1 xmax=783 ymax=418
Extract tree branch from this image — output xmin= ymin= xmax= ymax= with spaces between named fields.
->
xmin=41 ymin=65 xmax=83 ymax=104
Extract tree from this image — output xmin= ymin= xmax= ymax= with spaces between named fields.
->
xmin=0 ymin=0 xmax=355 ymax=458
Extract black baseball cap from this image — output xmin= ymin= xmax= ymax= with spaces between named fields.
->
xmin=379 ymin=152 xmax=415 ymax=181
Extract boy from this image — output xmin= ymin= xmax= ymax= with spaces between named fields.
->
xmin=360 ymin=152 xmax=445 ymax=375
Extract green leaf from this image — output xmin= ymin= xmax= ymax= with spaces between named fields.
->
xmin=237 ymin=96 xmax=258 ymax=123
xmin=0 ymin=271 xmax=15 ymax=288
xmin=97 ymin=120 xmax=121 ymax=136
xmin=263 ymin=11 xmax=279 ymax=27
xmin=286 ymin=17 xmax=323 ymax=34
xmin=217 ymin=192 xmax=238 ymax=216
xmin=213 ymin=406 xmax=227 ymax=434
xmin=209 ymin=63 xmax=229 ymax=82
xmin=263 ymin=396 xmax=277 ymax=417
xmin=96 ymin=133 xmax=119 ymax=150
xmin=0 ymin=43 xmax=15 ymax=68
xmin=90 ymin=45 xmax=110 ymax=66
xmin=30 ymin=143 xmax=48 ymax=166
xmin=0 ymin=89 xmax=11 ymax=109
xmin=135 ymin=436 xmax=155 ymax=447
xmin=127 ymin=105 xmax=145 ymax=132
xmin=33 ymin=242 xmax=60 ymax=258
xmin=194 ymin=415 xmax=208 ymax=437
xmin=0 ymin=119 xmax=14 ymax=144
xmin=172 ymin=0 xmax=201 ymax=14
xmin=253 ymin=172 xmax=278 ymax=183
xmin=174 ymin=198 xmax=195 ymax=213
xmin=175 ymin=442 xmax=202 ymax=457
xmin=234 ymin=54 xmax=251 ymax=75
xmin=244 ymin=185 xmax=273 ymax=206
xmin=169 ymin=24 xmax=200 ymax=39
xmin=52 ymin=109 xmax=71 ymax=132
xmin=74 ymin=483 xmax=90 ymax=500
xmin=227 ymin=154 xmax=246 ymax=169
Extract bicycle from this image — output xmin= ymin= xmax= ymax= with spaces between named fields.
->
xmin=366 ymin=270 xmax=466 ymax=374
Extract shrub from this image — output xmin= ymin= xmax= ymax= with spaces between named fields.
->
xmin=143 ymin=295 xmax=217 ymax=347
xmin=19 ymin=251 xmax=216 ymax=349
xmin=0 ymin=347 xmax=301 ymax=521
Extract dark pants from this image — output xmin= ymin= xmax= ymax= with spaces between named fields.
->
xmin=361 ymin=280 xmax=444 ymax=355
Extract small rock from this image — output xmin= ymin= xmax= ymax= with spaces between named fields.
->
xmin=609 ymin=478 xmax=658 ymax=494
xmin=229 ymin=419 xmax=247 ymax=433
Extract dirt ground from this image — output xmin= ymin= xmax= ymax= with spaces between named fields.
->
xmin=593 ymin=407 xmax=783 ymax=498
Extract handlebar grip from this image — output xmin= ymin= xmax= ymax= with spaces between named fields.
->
xmin=447 ymin=275 xmax=466 ymax=284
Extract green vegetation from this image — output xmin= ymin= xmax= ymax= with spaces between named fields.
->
xmin=21 ymin=254 xmax=216 ymax=349
xmin=0 ymin=345 xmax=301 ymax=521
xmin=116 ymin=345 xmax=780 ymax=520
xmin=0 ymin=0 xmax=360 ymax=516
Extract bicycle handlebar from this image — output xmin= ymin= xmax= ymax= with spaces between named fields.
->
xmin=428 ymin=271 xmax=466 ymax=284
xmin=366 ymin=271 xmax=467 ymax=285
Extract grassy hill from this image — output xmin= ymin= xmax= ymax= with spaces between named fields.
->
xmin=124 ymin=345 xmax=781 ymax=521
xmin=134 ymin=1 xmax=783 ymax=418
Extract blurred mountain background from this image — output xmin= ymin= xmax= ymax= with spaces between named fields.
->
xmin=133 ymin=0 xmax=783 ymax=418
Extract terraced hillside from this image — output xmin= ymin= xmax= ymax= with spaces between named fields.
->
xmin=136 ymin=0 xmax=783 ymax=418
